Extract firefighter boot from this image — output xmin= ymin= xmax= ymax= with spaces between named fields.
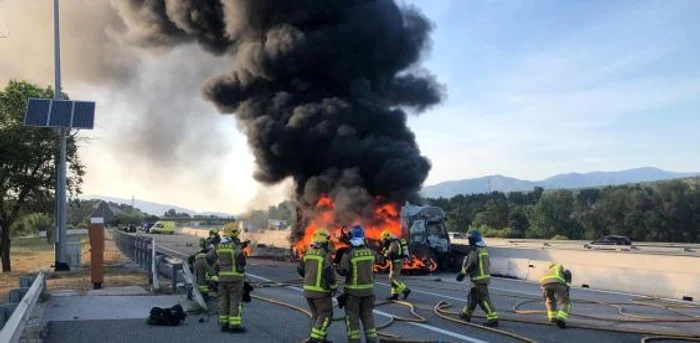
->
xmin=220 ymin=323 xmax=229 ymax=332
xmin=386 ymin=293 xmax=399 ymax=301
xmin=402 ymin=288 xmax=411 ymax=300
xmin=485 ymin=320 xmax=499 ymax=328
xmin=230 ymin=325 xmax=246 ymax=333
xmin=556 ymin=319 xmax=566 ymax=329
xmin=459 ymin=312 xmax=471 ymax=322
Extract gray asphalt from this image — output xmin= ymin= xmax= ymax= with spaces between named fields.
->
xmin=44 ymin=232 xmax=700 ymax=343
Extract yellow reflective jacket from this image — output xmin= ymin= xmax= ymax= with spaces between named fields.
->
xmin=540 ymin=264 xmax=572 ymax=287
xmin=338 ymin=246 xmax=375 ymax=297
xmin=297 ymin=246 xmax=337 ymax=298
xmin=460 ymin=247 xmax=491 ymax=285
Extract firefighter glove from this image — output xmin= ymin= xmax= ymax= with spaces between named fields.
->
xmin=337 ymin=293 xmax=348 ymax=309
xmin=456 ymin=273 xmax=466 ymax=282
xmin=243 ymin=281 xmax=254 ymax=303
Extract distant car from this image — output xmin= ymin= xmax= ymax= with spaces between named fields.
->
xmin=585 ymin=235 xmax=632 ymax=249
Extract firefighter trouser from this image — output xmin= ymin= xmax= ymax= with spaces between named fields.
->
xmin=195 ymin=268 xmax=209 ymax=293
xmin=306 ymin=297 xmax=333 ymax=342
xmin=218 ymin=281 xmax=243 ymax=327
xmin=462 ymin=283 xmax=498 ymax=323
xmin=345 ymin=295 xmax=377 ymax=343
xmin=543 ymin=283 xmax=570 ymax=322
xmin=389 ymin=260 xmax=408 ymax=295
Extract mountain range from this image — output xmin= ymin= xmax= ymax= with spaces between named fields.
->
xmin=421 ymin=167 xmax=699 ymax=198
xmin=79 ymin=195 xmax=233 ymax=217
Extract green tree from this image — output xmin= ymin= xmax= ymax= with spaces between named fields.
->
xmin=163 ymin=209 xmax=177 ymax=218
xmin=0 ymin=81 xmax=85 ymax=271
xmin=528 ymin=190 xmax=581 ymax=239
xmin=10 ymin=212 xmax=53 ymax=237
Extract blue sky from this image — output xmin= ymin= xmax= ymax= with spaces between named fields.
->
xmin=405 ymin=0 xmax=700 ymax=184
xmin=3 ymin=0 xmax=699 ymax=213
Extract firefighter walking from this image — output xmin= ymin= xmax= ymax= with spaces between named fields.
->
xmin=337 ymin=225 xmax=378 ymax=343
xmin=297 ymin=229 xmax=337 ymax=343
xmin=214 ymin=223 xmax=247 ymax=333
xmin=380 ymin=230 xmax=411 ymax=301
xmin=540 ymin=262 xmax=572 ymax=328
xmin=456 ymin=229 xmax=499 ymax=327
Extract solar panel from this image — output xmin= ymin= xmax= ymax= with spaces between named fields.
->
xmin=24 ymin=98 xmax=96 ymax=130
xmin=71 ymin=101 xmax=95 ymax=129
xmin=48 ymin=100 xmax=73 ymax=127
xmin=24 ymin=98 xmax=51 ymax=127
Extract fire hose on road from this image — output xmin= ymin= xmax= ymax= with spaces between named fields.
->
xmin=249 ymin=278 xmax=700 ymax=343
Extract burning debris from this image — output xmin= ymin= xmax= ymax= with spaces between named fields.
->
xmin=115 ymin=0 xmax=445 ymax=266
xmin=294 ymin=196 xmax=440 ymax=272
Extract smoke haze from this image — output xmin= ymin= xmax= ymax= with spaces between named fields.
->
xmin=113 ymin=0 xmax=445 ymax=224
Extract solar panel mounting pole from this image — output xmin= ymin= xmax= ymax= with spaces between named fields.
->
xmin=54 ymin=0 xmax=69 ymax=271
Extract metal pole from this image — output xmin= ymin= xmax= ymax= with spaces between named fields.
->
xmin=54 ymin=0 xmax=68 ymax=271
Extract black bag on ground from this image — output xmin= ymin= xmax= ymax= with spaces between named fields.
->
xmin=147 ymin=304 xmax=187 ymax=326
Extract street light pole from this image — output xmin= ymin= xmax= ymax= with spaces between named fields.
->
xmin=54 ymin=0 xmax=68 ymax=271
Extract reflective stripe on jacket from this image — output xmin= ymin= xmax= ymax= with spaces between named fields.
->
xmin=339 ymin=246 xmax=375 ymax=297
xmin=215 ymin=242 xmax=246 ymax=282
xmin=298 ymin=247 xmax=337 ymax=298
xmin=540 ymin=264 xmax=572 ymax=287
xmin=461 ymin=247 xmax=491 ymax=284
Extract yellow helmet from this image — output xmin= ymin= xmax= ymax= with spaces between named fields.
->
xmin=312 ymin=228 xmax=331 ymax=244
xmin=380 ymin=229 xmax=394 ymax=241
xmin=223 ymin=222 xmax=240 ymax=238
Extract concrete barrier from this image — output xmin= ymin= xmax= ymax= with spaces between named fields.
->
xmin=488 ymin=246 xmax=700 ymax=301
xmin=179 ymin=227 xmax=291 ymax=249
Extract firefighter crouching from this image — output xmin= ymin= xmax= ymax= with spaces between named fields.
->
xmin=380 ymin=230 xmax=411 ymax=301
xmin=193 ymin=240 xmax=217 ymax=296
xmin=540 ymin=262 xmax=572 ymax=329
xmin=297 ymin=228 xmax=337 ymax=343
xmin=214 ymin=223 xmax=247 ymax=333
xmin=337 ymin=225 xmax=378 ymax=343
xmin=456 ymin=229 xmax=499 ymax=327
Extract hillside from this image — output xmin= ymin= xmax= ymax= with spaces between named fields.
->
xmin=79 ymin=195 xmax=233 ymax=217
xmin=422 ymin=167 xmax=699 ymax=198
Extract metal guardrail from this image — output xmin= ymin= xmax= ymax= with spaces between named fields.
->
xmin=111 ymin=229 xmax=207 ymax=310
xmin=0 ymin=273 xmax=45 ymax=343
xmin=112 ymin=229 xmax=156 ymax=283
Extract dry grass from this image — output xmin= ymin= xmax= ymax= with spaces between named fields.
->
xmin=0 ymin=232 xmax=149 ymax=303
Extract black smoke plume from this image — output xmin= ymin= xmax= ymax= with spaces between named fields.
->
xmin=115 ymin=0 xmax=445 ymax=237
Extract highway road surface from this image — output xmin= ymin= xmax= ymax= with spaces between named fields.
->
xmin=45 ymin=233 xmax=700 ymax=343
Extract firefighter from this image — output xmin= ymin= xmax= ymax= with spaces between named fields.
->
xmin=214 ymin=223 xmax=247 ymax=332
xmin=456 ymin=229 xmax=499 ymax=327
xmin=297 ymin=228 xmax=337 ymax=343
xmin=540 ymin=262 xmax=572 ymax=328
xmin=208 ymin=228 xmax=221 ymax=246
xmin=337 ymin=225 xmax=378 ymax=343
xmin=380 ymin=230 xmax=411 ymax=301
xmin=193 ymin=242 xmax=216 ymax=296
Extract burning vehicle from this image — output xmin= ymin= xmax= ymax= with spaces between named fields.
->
xmin=293 ymin=198 xmax=462 ymax=273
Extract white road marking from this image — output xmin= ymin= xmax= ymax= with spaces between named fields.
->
xmin=246 ymin=273 xmax=488 ymax=343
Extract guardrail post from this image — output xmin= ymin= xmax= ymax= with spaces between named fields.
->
xmin=171 ymin=264 xmax=182 ymax=290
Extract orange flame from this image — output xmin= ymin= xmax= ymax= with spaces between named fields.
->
xmin=294 ymin=195 xmax=437 ymax=272
xmin=243 ymin=246 xmax=254 ymax=256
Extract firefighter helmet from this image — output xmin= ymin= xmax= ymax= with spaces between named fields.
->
xmin=380 ymin=229 xmax=395 ymax=241
xmin=349 ymin=225 xmax=365 ymax=246
xmin=223 ymin=222 xmax=240 ymax=238
xmin=312 ymin=228 xmax=331 ymax=244
xmin=467 ymin=229 xmax=482 ymax=246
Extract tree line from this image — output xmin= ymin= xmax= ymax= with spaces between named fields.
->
xmin=427 ymin=177 xmax=700 ymax=243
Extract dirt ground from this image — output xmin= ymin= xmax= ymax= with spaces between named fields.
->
xmin=0 ymin=232 xmax=149 ymax=303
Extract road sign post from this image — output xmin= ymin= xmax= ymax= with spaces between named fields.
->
xmin=22 ymin=0 xmax=96 ymax=272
